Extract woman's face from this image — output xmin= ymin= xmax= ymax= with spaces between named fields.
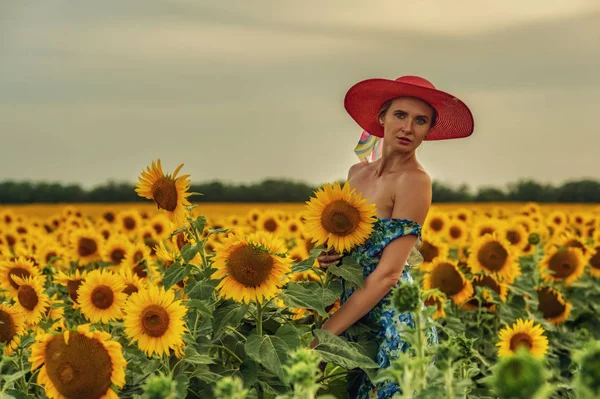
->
xmin=379 ymin=97 xmax=434 ymax=152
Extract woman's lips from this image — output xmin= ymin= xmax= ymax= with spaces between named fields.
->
xmin=396 ymin=137 xmax=412 ymax=144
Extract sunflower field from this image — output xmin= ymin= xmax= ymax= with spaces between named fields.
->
xmin=1 ymin=160 xmax=600 ymax=399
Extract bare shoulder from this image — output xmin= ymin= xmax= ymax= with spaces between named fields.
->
xmin=390 ymin=169 xmax=432 ymax=224
xmin=347 ymin=162 xmax=365 ymax=180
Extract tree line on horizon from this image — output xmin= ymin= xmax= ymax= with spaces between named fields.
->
xmin=0 ymin=178 xmax=599 ymax=204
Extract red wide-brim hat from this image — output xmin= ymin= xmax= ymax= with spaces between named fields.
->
xmin=344 ymin=75 xmax=474 ymax=140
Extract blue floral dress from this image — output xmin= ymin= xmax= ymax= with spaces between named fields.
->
xmin=340 ymin=217 xmax=438 ymax=399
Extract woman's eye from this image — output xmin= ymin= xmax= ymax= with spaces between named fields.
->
xmin=395 ymin=112 xmax=406 ymax=119
xmin=416 ymin=118 xmax=426 ymax=125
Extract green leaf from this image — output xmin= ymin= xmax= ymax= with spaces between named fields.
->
xmin=186 ymin=299 xmax=214 ymax=319
xmin=181 ymin=243 xmax=199 ymax=263
xmin=4 ymin=390 xmax=31 ymax=399
xmin=185 ymin=278 xmax=219 ymax=300
xmin=162 ymin=262 xmax=191 ymax=289
xmin=245 ymin=334 xmax=290 ymax=382
xmin=275 ymin=324 xmax=301 ymax=350
xmin=190 ymin=364 xmax=222 ymax=383
xmin=313 ymin=329 xmax=379 ymax=370
xmin=174 ymin=374 xmax=189 ymax=397
xmin=207 ymin=228 xmax=230 ymax=235
xmin=291 ymin=259 xmax=316 ymax=273
xmin=1 ymin=370 xmax=28 ymax=385
xmin=191 ymin=216 xmax=207 ymax=232
xmin=184 ymin=346 xmax=215 ymax=365
xmin=240 ymin=358 xmax=258 ymax=386
xmin=212 ymin=303 xmax=249 ymax=336
xmin=279 ymin=282 xmax=338 ymax=316
xmin=328 ymin=256 xmax=364 ymax=288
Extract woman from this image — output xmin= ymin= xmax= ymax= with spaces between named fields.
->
xmin=312 ymin=75 xmax=474 ymax=398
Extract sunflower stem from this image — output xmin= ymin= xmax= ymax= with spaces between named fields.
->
xmin=256 ymin=302 xmax=263 ymax=336
xmin=414 ymin=305 xmax=426 ymax=392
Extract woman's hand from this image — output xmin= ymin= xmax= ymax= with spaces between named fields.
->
xmin=316 ymin=248 xmax=342 ymax=270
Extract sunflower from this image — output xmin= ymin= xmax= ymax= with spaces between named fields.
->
xmin=569 ymin=211 xmax=591 ymax=231
xmin=135 ymin=159 xmax=192 ymax=226
xmin=123 ymin=285 xmax=188 ymax=357
xmin=116 ymin=209 xmax=143 ymax=235
xmin=0 ymin=303 xmax=26 ymax=355
xmin=102 ymin=234 xmax=132 ymax=267
xmin=284 ymin=217 xmax=304 ymax=238
xmin=422 ymin=257 xmax=473 ymax=306
xmin=30 ymin=324 xmax=126 ymax=399
xmin=418 ymin=237 xmax=450 ymax=266
xmin=424 ymin=291 xmax=446 ymax=319
xmin=539 ymin=246 xmax=587 ymax=286
xmin=445 ymin=219 xmax=469 ymax=247
xmin=12 ymin=275 xmax=50 ymax=326
xmin=0 ymin=256 xmax=41 ymax=297
xmin=36 ymin=239 xmax=68 ymax=270
xmin=246 ymin=208 xmax=263 ymax=225
xmin=303 ymin=182 xmax=377 ymax=253
xmin=424 ymin=210 xmax=449 ymax=236
xmin=497 ymin=318 xmax=549 ymax=359
xmin=544 ymin=231 xmax=590 ymax=256
xmin=256 ymin=210 xmax=282 ymax=234
xmin=452 ymin=207 xmax=473 ymax=224
xmin=547 ymin=210 xmax=567 ymax=230
xmin=468 ymin=233 xmax=521 ymax=284
xmin=211 ymin=231 xmax=293 ymax=304
xmin=473 ymin=219 xmax=501 ymax=238
xmin=149 ymin=214 xmax=173 ymax=240
xmin=77 ymin=269 xmax=127 ymax=324
xmin=462 ymin=274 xmax=509 ymax=312
xmin=588 ymin=245 xmax=600 ymax=277
xmin=69 ymin=227 xmax=104 ymax=265
xmin=503 ymin=223 xmax=529 ymax=252
xmin=536 ymin=286 xmax=571 ymax=325
xmin=511 ymin=215 xmax=534 ymax=233
xmin=118 ymin=266 xmax=146 ymax=296
xmin=55 ymin=269 xmax=89 ymax=306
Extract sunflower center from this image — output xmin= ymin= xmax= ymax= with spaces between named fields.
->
xmin=477 ymin=241 xmax=508 ymax=272
xmin=263 ymin=218 xmax=278 ymax=232
xmin=78 ymin=238 xmax=98 ymax=257
xmin=227 ymin=244 xmax=274 ymax=286
xmin=123 ymin=284 xmax=139 ymax=295
xmin=320 ymin=200 xmax=361 ymax=236
xmin=430 ymin=218 xmax=444 ymax=232
xmin=153 ymin=223 xmax=164 ymax=235
xmin=420 ymin=242 xmax=440 ymax=263
xmin=537 ymin=287 xmax=566 ymax=319
xmin=290 ymin=224 xmax=298 ymax=233
xmin=430 ymin=262 xmax=463 ymax=296
xmin=549 ymin=250 xmax=578 ymax=278
xmin=133 ymin=262 xmax=148 ymax=278
xmin=141 ymin=305 xmax=170 ymax=337
xmin=509 ymin=332 xmax=533 ymax=352
xmin=45 ymin=333 xmax=113 ymax=399
xmin=589 ymin=248 xmax=600 ymax=270
xmin=449 ymin=226 xmax=462 ymax=239
xmin=67 ymin=280 xmax=83 ymax=303
xmin=17 ymin=285 xmax=39 ymax=311
xmin=479 ymin=227 xmax=495 ymax=237
xmin=506 ymin=230 xmax=521 ymax=245
xmin=102 ymin=212 xmax=115 ymax=222
xmin=151 ymin=177 xmax=178 ymax=212
xmin=8 ymin=268 xmax=31 ymax=290
xmin=0 ymin=310 xmax=16 ymax=344
xmin=110 ymin=249 xmax=126 ymax=264
xmin=123 ymin=217 xmax=136 ymax=231
xmin=91 ymin=286 xmax=114 ymax=310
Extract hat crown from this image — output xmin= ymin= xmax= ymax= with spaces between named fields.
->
xmin=395 ymin=75 xmax=436 ymax=89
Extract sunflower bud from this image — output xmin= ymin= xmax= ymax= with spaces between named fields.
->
xmin=213 ymin=376 xmax=249 ymax=399
xmin=284 ymin=348 xmax=321 ymax=388
xmin=573 ymin=340 xmax=600 ymax=398
xmin=392 ymin=281 xmax=419 ymax=313
xmin=142 ymin=374 xmax=177 ymax=399
xmin=487 ymin=348 xmax=546 ymax=399
xmin=528 ymin=232 xmax=541 ymax=245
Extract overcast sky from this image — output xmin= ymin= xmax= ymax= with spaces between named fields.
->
xmin=1 ymin=0 xmax=599 ymax=191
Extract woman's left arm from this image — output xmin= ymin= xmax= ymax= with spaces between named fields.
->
xmin=311 ymin=172 xmax=431 ymax=344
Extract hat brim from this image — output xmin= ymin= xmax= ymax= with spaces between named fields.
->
xmin=344 ymin=78 xmax=474 ymax=140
